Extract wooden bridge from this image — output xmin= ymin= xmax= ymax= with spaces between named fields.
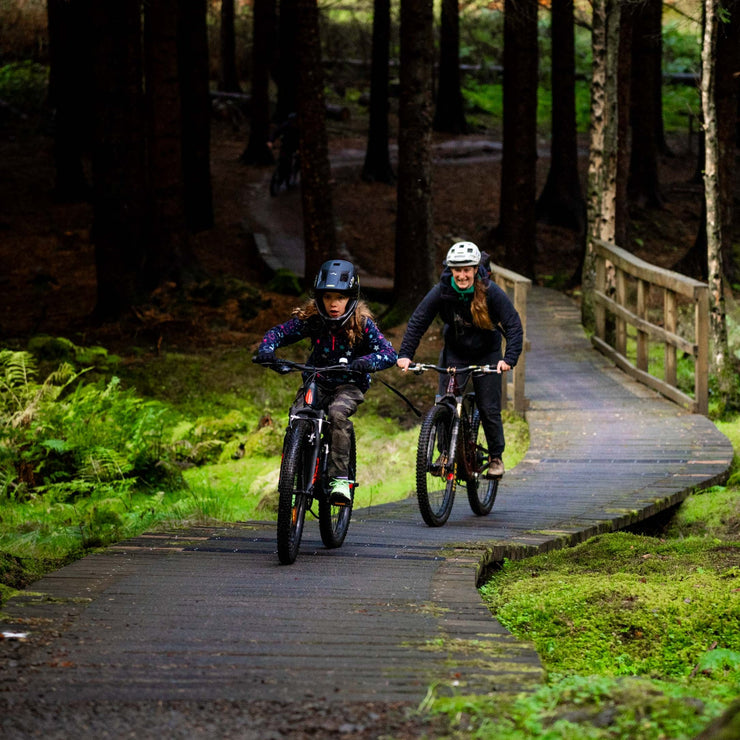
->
xmin=0 ymin=286 xmax=732 ymax=736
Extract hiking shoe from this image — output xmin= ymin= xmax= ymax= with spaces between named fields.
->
xmin=486 ymin=457 xmax=504 ymax=479
xmin=329 ymin=478 xmax=352 ymax=504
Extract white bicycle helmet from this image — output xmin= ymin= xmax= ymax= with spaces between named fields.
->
xmin=445 ymin=241 xmax=481 ymax=267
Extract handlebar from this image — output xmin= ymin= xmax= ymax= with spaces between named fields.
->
xmin=252 ymin=357 xmax=368 ymax=375
xmin=409 ymin=362 xmax=501 ymax=375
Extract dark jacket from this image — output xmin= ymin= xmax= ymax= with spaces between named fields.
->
xmin=398 ymin=265 xmax=523 ymax=367
xmin=257 ymin=314 xmax=397 ymax=393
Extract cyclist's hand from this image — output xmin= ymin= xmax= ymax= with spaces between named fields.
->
xmin=497 ymin=359 xmax=511 ymax=373
xmin=253 ymin=352 xmax=276 ymax=365
xmin=350 ymin=358 xmax=372 ymax=373
xmin=396 ymin=357 xmax=412 ymax=372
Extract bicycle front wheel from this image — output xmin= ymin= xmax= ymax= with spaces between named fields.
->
xmin=466 ymin=407 xmax=498 ymax=516
xmin=276 ymin=422 xmax=312 ymax=564
xmin=416 ymin=404 xmax=456 ymax=527
xmin=319 ymin=428 xmax=355 ymax=548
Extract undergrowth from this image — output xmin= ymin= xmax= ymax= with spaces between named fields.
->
xmin=425 ymin=487 xmax=740 ymax=739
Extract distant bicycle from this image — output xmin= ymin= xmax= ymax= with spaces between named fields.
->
xmin=269 ymin=147 xmax=300 ymax=196
xmin=254 ymin=358 xmax=359 ymax=564
xmin=409 ymin=363 xmax=500 ymax=527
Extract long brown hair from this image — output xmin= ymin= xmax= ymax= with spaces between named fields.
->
xmin=470 ymin=277 xmax=494 ymax=330
xmin=293 ymin=298 xmax=374 ymax=346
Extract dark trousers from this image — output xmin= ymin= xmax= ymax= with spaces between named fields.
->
xmin=439 ymin=347 xmax=505 ymax=457
xmin=291 ymin=383 xmax=364 ymax=479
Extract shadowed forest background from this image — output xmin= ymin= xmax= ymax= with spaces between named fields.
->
xmin=2 ymin=2 xmax=740 ymax=738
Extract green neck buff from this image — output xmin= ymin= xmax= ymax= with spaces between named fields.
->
xmin=451 ymin=276 xmax=475 ymax=298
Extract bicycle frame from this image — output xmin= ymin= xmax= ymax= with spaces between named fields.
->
xmin=418 ymin=363 xmax=496 ymax=479
xmin=287 ymin=373 xmax=331 ymax=504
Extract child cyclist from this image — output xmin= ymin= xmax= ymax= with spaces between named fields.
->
xmin=396 ymin=242 xmax=523 ymax=478
xmin=254 ymin=260 xmax=397 ymax=503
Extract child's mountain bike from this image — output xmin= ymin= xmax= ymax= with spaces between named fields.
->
xmin=255 ymin=358 xmax=358 ymax=564
xmin=409 ymin=363 xmax=500 ymax=527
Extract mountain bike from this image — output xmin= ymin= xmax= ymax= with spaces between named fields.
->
xmin=255 ymin=358 xmax=358 ymax=564
xmin=409 ymin=363 xmax=500 ymax=527
xmin=269 ymin=147 xmax=300 ymax=196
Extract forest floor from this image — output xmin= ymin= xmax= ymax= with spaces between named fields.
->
xmin=0 ymin=109 xmax=709 ymax=358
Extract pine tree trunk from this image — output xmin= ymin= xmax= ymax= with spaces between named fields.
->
xmin=393 ymin=0 xmax=435 ymax=316
xmin=295 ymin=0 xmax=336 ymax=282
xmin=362 ymin=0 xmax=395 ymax=183
xmin=491 ymin=0 xmax=538 ymax=278
xmin=179 ymin=0 xmax=213 ymax=232
xmin=89 ymin=0 xmax=147 ymax=322
xmin=433 ymin=0 xmax=467 ymax=134
xmin=219 ymin=0 xmax=241 ymax=93
xmin=536 ymin=0 xmax=585 ymax=234
xmin=241 ymin=0 xmax=277 ymax=166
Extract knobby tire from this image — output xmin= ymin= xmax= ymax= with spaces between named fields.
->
xmin=318 ymin=428 xmax=355 ymax=548
xmin=276 ymin=422 xmax=312 ymax=564
xmin=465 ymin=405 xmax=498 ymax=516
xmin=416 ymin=404 xmax=456 ymax=527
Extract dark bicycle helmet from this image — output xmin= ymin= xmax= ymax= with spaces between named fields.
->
xmin=314 ymin=259 xmax=360 ymax=328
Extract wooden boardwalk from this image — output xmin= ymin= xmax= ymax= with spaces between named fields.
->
xmin=0 ymin=287 xmax=732 ymax=722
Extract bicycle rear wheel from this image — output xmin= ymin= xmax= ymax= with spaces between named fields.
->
xmin=276 ymin=422 xmax=312 ymax=564
xmin=416 ymin=404 xmax=456 ymax=527
xmin=466 ymin=407 xmax=498 ymax=516
xmin=319 ymin=428 xmax=355 ymax=548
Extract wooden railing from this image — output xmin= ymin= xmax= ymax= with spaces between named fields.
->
xmin=490 ymin=262 xmax=531 ymax=415
xmin=592 ymin=239 xmax=709 ymax=415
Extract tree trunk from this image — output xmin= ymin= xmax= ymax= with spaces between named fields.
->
xmin=144 ymin=0 xmax=198 ymax=289
xmin=179 ymin=0 xmax=213 ymax=232
xmin=536 ymin=0 xmax=585 ymax=234
xmin=295 ymin=0 xmax=336 ymax=282
xmin=627 ymin=0 xmax=663 ymax=209
xmin=487 ymin=0 xmax=538 ymax=279
xmin=702 ymin=0 xmax=730 ymax=385
xmin=219 ymin=0 xmax=241 ymax=93
xmin=46 ymin=0 xmax=91 ymax=202
xmin=89 ymin=0 xmax=148 ymax=322
xmin=241 ymin=0 xmax=277 ymax=165
xmin=715 ymin=0 xmax=739 ymax=284
xmin=615 ymin=14 xmax=632 ymax=248
xmin=362 ymin=0 xmax=395 ymax=183
xmin=433 ymin=0 xmax=467 ymax=134
xmin=581 ymin=0 xmax=620 ymax=329
xmin=276 ymin=0 xmax=299 ymax=122
xmin=393 ymin=0 xmax=435 ymax=316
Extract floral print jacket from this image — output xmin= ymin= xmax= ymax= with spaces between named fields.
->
xmin=257 ymin=315 xmax=397 ymax=392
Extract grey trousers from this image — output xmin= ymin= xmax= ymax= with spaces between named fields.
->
xmin=291 ymin=383 xmax=364 ymax=479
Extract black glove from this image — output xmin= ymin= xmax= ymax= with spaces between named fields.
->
xmin=350 ymin=358 xmax=372 ymax=373
xmin=254 ymin=352 xmax=276 ymax=365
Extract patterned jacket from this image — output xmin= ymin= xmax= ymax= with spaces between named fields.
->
xmin=257 ymin=315 xmax=397 ymax=392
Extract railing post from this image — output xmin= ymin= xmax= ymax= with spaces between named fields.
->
xmin=615 ymin=268 xmax=627 ymax=357
xmin=664 ymin=289 xmax=677 ymax=387
xmin=595 ymin=253 xmax=606 ymax=342
xmin=512 ymin=280 xmax=529 ymax=414
xmin=695 ymin=285 xmax=709 ymax=415
xmin=636 ymin=279 xmax=648 ymax=372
